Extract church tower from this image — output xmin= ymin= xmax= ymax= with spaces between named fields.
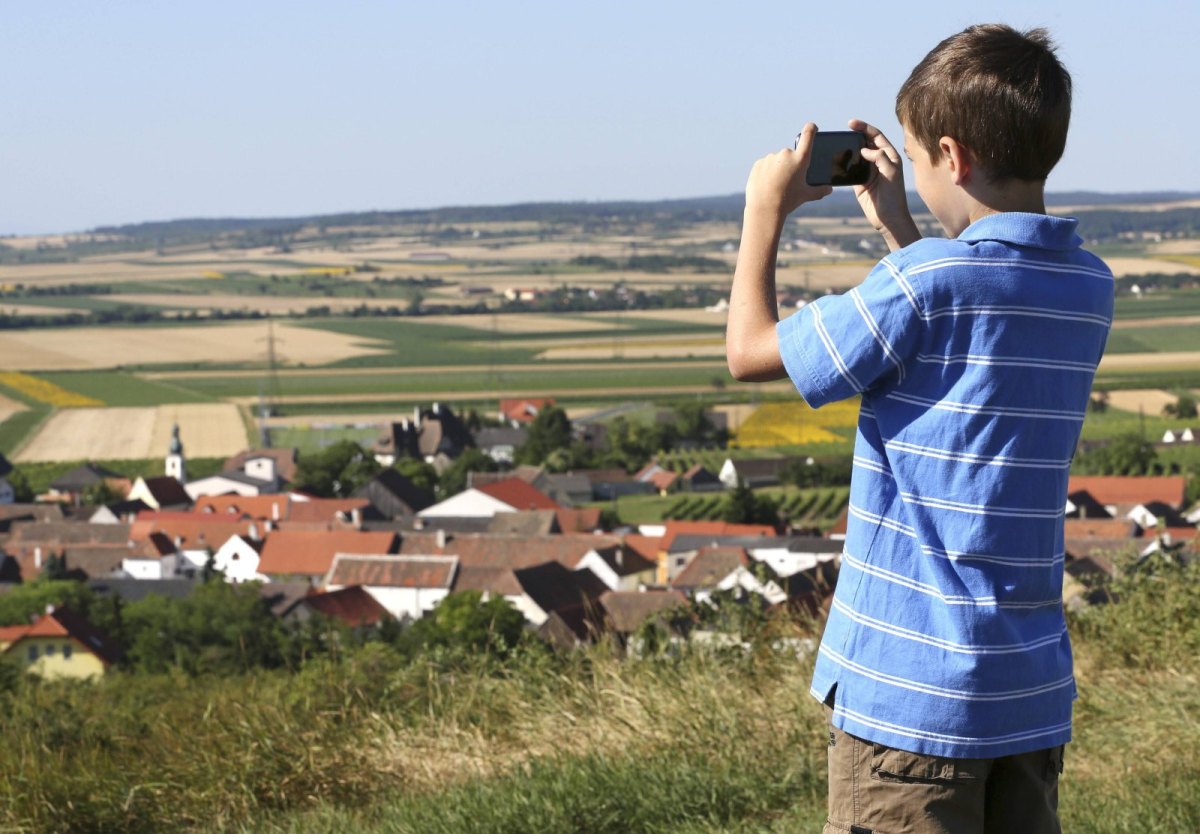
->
xmin=165 ymin=423 xmax=186 ymax=483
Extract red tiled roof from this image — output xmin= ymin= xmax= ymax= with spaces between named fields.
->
xmin=644 ymin=469 xmax=678 ymax=492
xmin=327 ymin=554 xmax=458 ymax=588
xmin=453 ymin=564 xmax=523 ymax=596
xmin=660 ymin=521 xmax=775 ymax=552
xmin=475 ymin=478 xmax=560 ymax=511
xmin=286 ymin=498 xmax=371 ymax=525
xmin=555 ymin=507 xmax=603 ymax=533
xmin=7 ymin=608 xmax=123 ymax=666
xmin=1067 ymin=476 xmax=1187 ymax=509
xmin=1141 ymin=526 xmax=1199 ymax=541
xmin=397 ymin=531 xmax=619 ymax=570
xmin=499 ymin=398 xmax=554 ymax=424
xmin=622 ymin=534 xmax=663 ymax=561
xmin=130 ymin=511 xmax=256 ymax=550
xmin=299 ymin=586 xmax=390 ymax=626
xmin=257 ymin=530 xmax=397 ymax=578
xmin=0 ymin=624 xmax=31 ymax=644
xmin=1062 ymin=518 xmax=1139 ymax=540
xmin=195 ymin=494 xmax=290 ymax=520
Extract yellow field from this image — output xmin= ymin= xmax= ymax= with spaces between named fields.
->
xmin=15 ymin=403 xmax=248 ymax=462
xmin=0 ymin=373 xmax=102 ymax=407
xmin=732 ymin=399 xmax=860 ymax=448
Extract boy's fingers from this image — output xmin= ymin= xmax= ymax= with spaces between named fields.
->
xmin=793 ymin=122 xmax=819 ymax=157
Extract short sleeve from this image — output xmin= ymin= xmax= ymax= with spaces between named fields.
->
xmin=776 ymin=257 xmax=924 ymax=408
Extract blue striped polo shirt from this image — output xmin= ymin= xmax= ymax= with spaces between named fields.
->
xmin=777 ymin=212 xmax=1113 ymax=759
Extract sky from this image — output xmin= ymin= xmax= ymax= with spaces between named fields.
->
xmin=2 ymin=0 xmax=1197 ymax=235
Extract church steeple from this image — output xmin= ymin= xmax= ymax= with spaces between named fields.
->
xmin=165 ymin=424 xmax=186 ymax=483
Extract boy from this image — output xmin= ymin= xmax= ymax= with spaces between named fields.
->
xmin=725 ymin=24 xmax=1112 ymax=834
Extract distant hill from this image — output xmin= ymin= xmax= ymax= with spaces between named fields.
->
xmin=91 ymin=191 xmax=1200 ymax=242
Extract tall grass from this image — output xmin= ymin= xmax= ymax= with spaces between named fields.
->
xmin=0 ymin=559 xmax=1196 ymax=833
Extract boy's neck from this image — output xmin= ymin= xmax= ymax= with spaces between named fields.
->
xmin=964 ymin=177 xmax=1047 ymax=226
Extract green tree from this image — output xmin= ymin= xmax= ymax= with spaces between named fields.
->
xmin=1074 ymin=432 xmax=1158 ymax=476
xmin=0 ymin=579 xmax=95 ymax=626
xmin=8 ymin=468 xmax=32 ymax=503
xmin=720 ymin=479 xmax=779 ymax=526
xmin=294 ymin=440 xmax=382 ymax=498
xmin=515 ymin=405 xmax=573 ymax=465
xmin=1163 ymin=391 xmax=1198 ymax=420
xmin=82 ymin=480 xmax=121 ymax=506
xmin=437 ymin=448 xmax=498 ymax=498
xmin=395 ymin=458 xmax=439 ymax=494
xmin=404 ymin=591 xmax=526 ymax=658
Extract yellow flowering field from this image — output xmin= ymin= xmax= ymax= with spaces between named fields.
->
xmin=202 ymin=271 xmax=225 ymax=279
xmin=732 ymin=398 xmax=860 ymax=448
xmin=0 ymin=373 xmax=103 ymax=407
xmin=304 ymin=266 xmax=354 ymax=276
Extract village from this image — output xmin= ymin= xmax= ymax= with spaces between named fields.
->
xmin=1 ymin=396 xmax=1196 ymax=680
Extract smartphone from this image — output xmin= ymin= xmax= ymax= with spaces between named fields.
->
xmin=802 ymin=130 xmax=870 ymax=187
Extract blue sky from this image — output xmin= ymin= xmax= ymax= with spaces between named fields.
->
xmin=2 ymin=1 xmax=1196 ymax=234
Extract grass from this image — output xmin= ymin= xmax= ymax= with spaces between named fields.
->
xmin=1100 ymin=323 xmax=1200 ymax=353
xmin=0 ymin=407 xmax=51 ymax=456
xmin=1113 ymin=288 xmax=1200 ymax=319
xmin=267 ymin=425 xmax=382 ymax=454
xmin=34 ymin=371 xmax=213 ymax=406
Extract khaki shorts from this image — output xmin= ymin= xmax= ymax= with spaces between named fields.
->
xmin=824 ymin=706 xmax=1064 ymax=834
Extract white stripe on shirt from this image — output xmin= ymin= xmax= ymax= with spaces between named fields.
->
xmin=884 ymin=439 xmax=1072 ymax=470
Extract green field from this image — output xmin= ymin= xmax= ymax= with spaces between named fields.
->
xmin=1101 ymin=324 xmax=1200 ymax=354
xmin=34 ymin=371 xmax=214 ymax=406
xmin=1113 ymin=288 xmax=1200 ymax=319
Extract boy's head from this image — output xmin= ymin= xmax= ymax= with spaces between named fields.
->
xmin=896 ymin=24 xmax=1072 ymax=184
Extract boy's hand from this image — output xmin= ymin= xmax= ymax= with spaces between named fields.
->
xmin=848 ymin=118 xmax=921 ymax=251
xmin=744 ymin=123 xmax=833 ymax=219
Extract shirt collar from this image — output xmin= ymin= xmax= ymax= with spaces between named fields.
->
xmin=956 ymin=212 xmax=1082 ymax=251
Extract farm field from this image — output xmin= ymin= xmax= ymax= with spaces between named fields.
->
xmin=14 ymin=403 xmax=249 ymax=462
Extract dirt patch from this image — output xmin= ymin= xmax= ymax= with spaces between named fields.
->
xmin=15 ymin=403 xmax=248 ymax=462
xmin=0 ymin=322 xmax=390 ymax=371
xmin=537 ymin=338 xmax=725 ymax=360
xmin=1103 ymin=389 xmax=1180 ymax=415
xmin=1098 ymin=351 xmax=1200 ymax=371
xmin=0 ymin=393 xmax=25 ymax=425
xmin=1112 ymin=315 xmax=1200 ymax=330
xmin=1106 ymin=257 xmax=1200 ymax=277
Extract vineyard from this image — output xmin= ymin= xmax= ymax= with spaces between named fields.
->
xmin=656 ymin=485 xmax=849 ymax=525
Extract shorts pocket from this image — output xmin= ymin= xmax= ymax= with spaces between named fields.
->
xmin=870 ymin=744 xmax=985 ymax=784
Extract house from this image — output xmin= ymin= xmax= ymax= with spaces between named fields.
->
xmin=224 ymin=447 xmax=299 ymax=485
xmin=575 ymin=544 xmax=656 ymax=591
xmin=417 ymin=477 xmax=559 ymax=523
xmin=324 ymin=554 xmax=458 ymax=621
xmin=255 ymin=530 xmax=398 ymax=584
xmin=599 ymin=590 xmax=688 ymax=640
xmin=1 ymin=608 xmax=122 ymax=680
xmin=1 ymin=520 xmax=136 ymax=581
xmin=1064 ymin=490 xmax=1112 ymax=520
xmin=120 ymin=532 xmax=180 ymax=579
xmin=127 ymin=476 xmax=192 ymax=511
xmin=1066 ymin=475 xmax=1188 ymax=516
xmin=653 ymin=520 xmax=777 ymax=584
xmin=634 ymin=462 xmax=679 ymax=496
xmin=210 ymin=534 xmax=266 ymax=583
xmin=1126 ymin=501 xmax=1189 ymax=530
xmin=719 ymin=457 xmax=795 ymax=489
xmin=88 ymin=498 xmax=151 ymax=524
xmin=670 ymin=546 xmax=787 ymax=607
xmin=373 ymin=403 xmax=473 ymax=466
xmin=44 ymin=462 xmax=127 ymax=505
xmin=498 ymin=398 xmax=554 ymax=427
xmin=354 ymin=469 xmax=434 ymax=521
xmin=474 ymin=427 xmax=528 ymax=464
xmin=680 ymin=463 xmax=723 ymax=493
xmin=509 ymin=561 xmax=605 ymax=638
xmin=281 ymin=585 xmax=392 ymax=629
xmin=194 ymin=493 xmax=290 ymax=522
xmin=487 ymin=510 xmax=560 ymax=536
xmin=536 ymin=472 xmax=595 ymax=506
xmin=395 ymin=530 xmax=623 ymax=572
xmin=749 ymin=536 xmax=842 ymax=578
xmin=0 ymin=503 xmax=65 ymax=533
xmin=129 ymin=510 xmax=260 ymax=573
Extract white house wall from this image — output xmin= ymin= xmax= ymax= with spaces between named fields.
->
xmin=212 ymin=537 xmax=262 ymax=583
xmin=418 ymin=489 xmax=515 ymax=519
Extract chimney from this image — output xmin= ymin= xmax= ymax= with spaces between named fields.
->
xmin=272 ymin=500 xmax=280 ymax=521
xmin=436 ymin=528 xmax=447 ymax=549
xmin=351 ymin=508 xmax=362 ymax=527
xmin=413 ymin=406 xmax=421 ymax=426
xmin=433 ymin=402 xmax=440 ymax=415
xmin=34 ymin=546 xmax=42 ymax=569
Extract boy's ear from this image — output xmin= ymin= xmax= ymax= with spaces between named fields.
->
xmin=938 ymin=136 xmax=972 ymax=185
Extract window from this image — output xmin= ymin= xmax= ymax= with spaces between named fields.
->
xmin=63 ymin=644 xmax=73 ymax=660
xmin=27 ymin=645 xmax=38 ymax=661
xmin=44 ymin=644 xmax=55 ymax=656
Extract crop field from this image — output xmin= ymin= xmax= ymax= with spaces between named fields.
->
xmin=732 ymin=399 xmax=860 ymax=448
xmin=14 ymin=403 xmax=249 ymax=462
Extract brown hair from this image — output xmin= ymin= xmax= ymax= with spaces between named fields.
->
xmin=896 ymin=24 xmax=1072 ymax=182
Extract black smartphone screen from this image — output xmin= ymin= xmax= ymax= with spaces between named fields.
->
xmin=804 ymin=131 xmax=870 ymax=187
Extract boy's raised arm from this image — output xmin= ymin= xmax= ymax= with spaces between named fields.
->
xmin=848 ymin=118 xmax=921 ymax=252
xmin=726 ymin=124 xmax=832 ymax=382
